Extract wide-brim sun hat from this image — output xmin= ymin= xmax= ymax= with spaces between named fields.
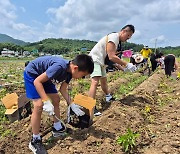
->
xmin=135 ymin=55 xmax=144 ymax=63
xmin=144 ymin=45 xmax=148 ymax=49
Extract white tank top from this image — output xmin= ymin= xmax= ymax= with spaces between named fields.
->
xmin=89 ymin=33 xmax=119 ymax=66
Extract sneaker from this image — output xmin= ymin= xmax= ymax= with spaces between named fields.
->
xmin=52 ymin=123 xmax=66 ymax=137
xmin=108 ymin=68 xmax=114 ymax=72
xmin=106 ymin=94 xmax=114 ymax=103
xmin=94 ymin=107 xmax=101 ymax=116
xmin=29 ymin=138 xmax=47 ymax=154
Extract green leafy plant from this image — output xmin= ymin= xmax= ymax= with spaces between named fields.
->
xmin=117 ymin=128 xmax=140 ymax=153
xmin=0 ymin=105 xmax=8 ymax=124
xmin=158 ymin=80 xmax=172 ymax=93
xmin=78 ymin=79 xmax=90 ymax=92
xmin=114 ymin=75 xmax=147 ymax=99
xmin=0 ymin=125 xmax=15 ymax=138
xmin=45 ymin=136 xmax=55 ymax=145
xmin=157 ymin=96 xmax=173 ymax=107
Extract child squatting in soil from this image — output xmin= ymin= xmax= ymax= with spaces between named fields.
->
xmin=24 ymin=54 xmax=94 ymax=154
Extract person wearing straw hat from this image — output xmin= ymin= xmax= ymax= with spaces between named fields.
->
xmin=130 ymin=54 xmax=144 ymax=65
xmin=134 ymin=54 xmax=144 ymax=64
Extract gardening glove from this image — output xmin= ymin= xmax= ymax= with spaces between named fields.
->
xmin=42 ymin=100 xmax=54 ymax=116
xmin=67 ymin=103 xmax=85 ymax=123
xmin=68 ymin=103 xmax=85 ymax=116
xmin=124 ymin=63 xmax=137 ymax=72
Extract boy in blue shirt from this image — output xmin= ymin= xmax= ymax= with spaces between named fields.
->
xmin=24 ymin=54 xmax=94 ymax=154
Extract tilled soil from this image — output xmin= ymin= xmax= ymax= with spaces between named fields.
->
xmin=0 ymin=67 xmax=180 ymax=154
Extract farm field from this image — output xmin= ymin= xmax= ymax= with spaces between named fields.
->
xmin=0 ymin=59 xmax=180 ymax=154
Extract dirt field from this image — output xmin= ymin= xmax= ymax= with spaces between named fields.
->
xmin=0 ymin=64 xmax=180 ymax=154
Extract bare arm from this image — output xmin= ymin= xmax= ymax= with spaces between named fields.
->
xmin=59 ymin=81 xmax=71 ymax=105
xmin=149 ymin=49 xmax=152 ymax=56
xmin=34 ymin=72 xmax=50 ymax=101
xmin=107 ymin=41 xmax=127 ymax=66
xmin=114 ymin=63 xmax=124 ymax=71
xmin=140 ymin=49 xmax=143 ymax=54
xmin=171 ymin=54 xmax=178 ymax=70
xmin=174 ymin=59 xmax=178 ymax=70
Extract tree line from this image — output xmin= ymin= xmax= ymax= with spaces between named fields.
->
xmin=0 ymin=38 xmax=179 ymax=56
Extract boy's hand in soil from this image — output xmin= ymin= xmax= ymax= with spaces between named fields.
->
xmin=67 ymin=103 xmax=85 ymax=123
xmin=43 ymin=100 xmax=54 ymax=116
xmin=124 ymin=63 xmax=137 ymax=72
xmin=68 ymin=103 xmax=85 ymax=116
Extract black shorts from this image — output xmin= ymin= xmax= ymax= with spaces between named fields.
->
xmin=164 ymin=55 xmax=175 ymax=76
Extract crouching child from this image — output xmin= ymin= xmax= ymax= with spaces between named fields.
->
xmin=24 ymin=54 xmax=94 ymax=154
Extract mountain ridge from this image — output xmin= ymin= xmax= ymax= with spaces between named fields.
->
xmin=0 ymin=33 xmax=28 ymax=46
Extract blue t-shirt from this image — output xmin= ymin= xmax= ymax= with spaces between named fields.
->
xmin=25 ymin=56 xmax=72 ymax=84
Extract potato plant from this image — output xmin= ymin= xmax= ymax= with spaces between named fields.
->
xmin=117 ymin=128 xmax=140 ymax=153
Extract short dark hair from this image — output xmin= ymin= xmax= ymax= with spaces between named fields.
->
xmin=121 ymin=24 xmax=135 ymax=33
xmin=72 ymin=54 xmax=94 ymax=74
xmin=156 ymin=52 xmax=164 ymax=58
xmin=25 ymin=61 xmax=30 ymax=67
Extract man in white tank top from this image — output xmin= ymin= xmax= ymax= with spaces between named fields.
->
xmin=89 ymin=25 xmax=136 ymax=116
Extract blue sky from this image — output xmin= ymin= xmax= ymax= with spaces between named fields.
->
xmin=1 ymin=0 xmax=180 ymax=47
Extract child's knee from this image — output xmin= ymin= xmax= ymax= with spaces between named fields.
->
xmin=92 ymin=80 xmax=99 ymax=87
xmin=51 ymin=95 xmax=60 ymax=107
xmin=33 ymin=103 xmax=43 ymax=112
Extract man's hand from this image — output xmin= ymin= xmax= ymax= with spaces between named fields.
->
xmin=43 ymin=100 xmax=54 ymax=116
xmin=124 ymin=63 xmax=137 ymax=72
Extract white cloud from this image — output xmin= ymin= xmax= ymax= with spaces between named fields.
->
xmin=150 ymin=35 xmax=167 ymax=45
xmin=0 ymin=0 xmax=41 ymax=42
xmin=0 ymin=0 xmax=16 ymax=23
xmin=48 ymin=0 xmax=180 ymax=44
xmin=47 ymin=0 xmax=141 ymax=40
xmin=0 ymin=0 xmax=180 ymax=47
xmin=143 ymin=0 xmax=180 ymax=22
xmin=45 ymin=22 xmax=54 ymax=31
xmin=132 ymin=30 xmax=142 ymax=40
xmin=11 ymin=22 xmax=31 ymax=31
